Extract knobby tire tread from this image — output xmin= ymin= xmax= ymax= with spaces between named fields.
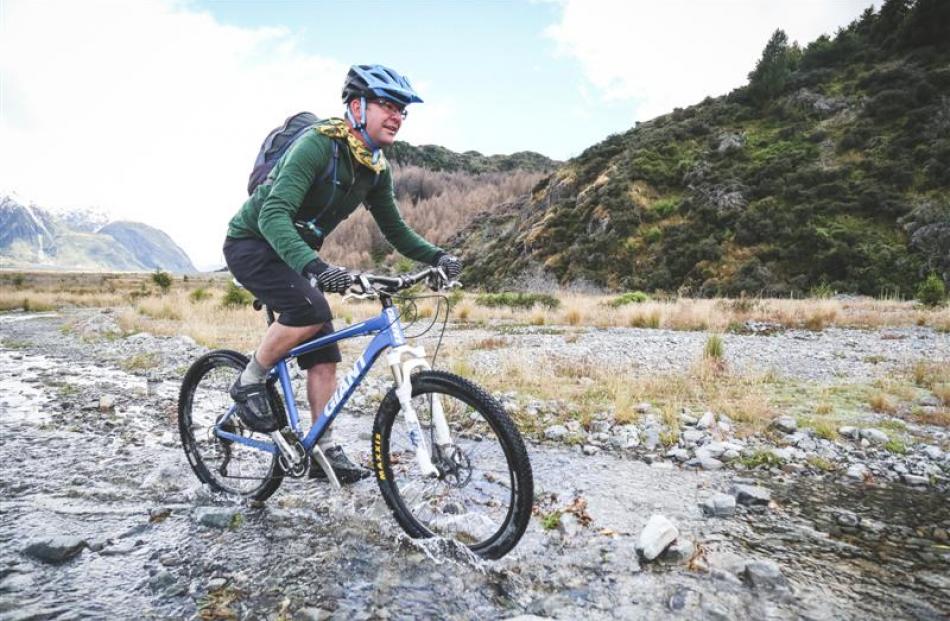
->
xmin=178 ymin=349 xmax=285 ymax=502
xmin=372 ymin=370 xmax=533 ymax=559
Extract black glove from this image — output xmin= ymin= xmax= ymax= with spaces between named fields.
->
xmin=435 ymin=254 xmax=463 ymax=280
xmin=303 ymin=259 xmax=353 ymax=294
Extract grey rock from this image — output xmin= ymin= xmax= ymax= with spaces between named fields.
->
xmin=696 ymin=411 xmax=716 ymax=430
xmin=836 ymin=511 xmax=860 ymax=527
xmin=702 ymin=442 xmax=726 ymax=458
xmin=98 ymin=395 xmax=115 ymax=411
xmin=722 ymin=449 xmax=740 ymax=462
xmin=922 ymin=445 xmax=943 ymax=460
xmin=902 ymin=474 xmax=929 ymax=487
xmin=294 ymin=609 xmax=333 ymax=621
xmin=742 ymin=560 xmax=789 ymax=591
xmin=581 ymin=444 xmax=599 ymax=456
xmin=846 ymin=463 xmax=870 ymax=480
xmin=636 ymin=514 xmax=679 ymax=561
xmin=839 ymin=426 xmax=860 ymax=440
xmin=666 ymin=448 xmax=690 ymax=462
xmin=635 ymin=402 xmax=652 ymax=413
xmin=772 ymin=416 xmax=797 ymax=433
xmin=717 ymin=132 xmax=745 ymax=154
xmin=918 ymin=395 xmax=940 ymax=407
xmin=147 ymin=570 xmax=177 ymax=592
xmin=701 ymin=493 xmax=736 ymax=518
xmin=700 ymin=457 xmax=723 ymax=471
xmin=734 ymin=484 xmax=771 ymax=506
xmin=643 ymin=428 xmax=660 ymax=450
xmin=661 ymin=539 xmax=695 ymax=564
xmin=543 ymin=425 xmax=568 ymax=441
xmin=861 ymin=428 xmax=889 ymax=445
xmin=22 ymin=536 xmax=87 ymax=563
xmin=194 ymin=507 xmax=240 ymax=529
xmin=681 ymin=429 xmax=705 ymax=444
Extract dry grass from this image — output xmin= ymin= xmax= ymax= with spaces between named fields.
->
xmin=4 ymin=272 xmax=949 ymax=331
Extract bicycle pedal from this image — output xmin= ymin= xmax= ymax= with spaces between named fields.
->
xmin=310 ymin=445 xmax=342 ymax=490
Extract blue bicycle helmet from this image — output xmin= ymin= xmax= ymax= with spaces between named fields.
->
xmin=342 ymin=64 xmax=423 ymax=106
xmin=342 ymin=64 xmax=423 ymax=161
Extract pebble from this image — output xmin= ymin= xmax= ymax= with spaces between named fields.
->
xmin=582 ymin=444 xmax=599 ymax=456
xmin=699 ymin=457 xmax=724 ymax=471
xmin=636 ymin=514 xmax=679 ymax=561
xmin=696 ymin=411 xmax=716 ymax=430
xmin=294 ymin=609 xmax=333 ymax=621
xmin=922 ymin=445 xmax=943 ymax=460
xmin=681 ymin=429 xmax=704 ymax=444
xmin=839 ymin=426 xmax=860 ymax=440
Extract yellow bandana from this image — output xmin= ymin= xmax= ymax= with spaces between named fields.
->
xmin=316 ymin=118 xmax=388 ymax=174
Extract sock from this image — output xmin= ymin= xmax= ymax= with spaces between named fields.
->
xmin=317 ymin=426 xmax=335 ymax=451
xmin=239 ymin=353 xmax=270 ymax=386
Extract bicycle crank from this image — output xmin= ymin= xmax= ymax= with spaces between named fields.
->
xmin=272 ymin=427 xmax=308 ymax=478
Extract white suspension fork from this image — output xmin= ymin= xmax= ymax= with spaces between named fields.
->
xmin=387 ymin=346 xmax=454 ymax=477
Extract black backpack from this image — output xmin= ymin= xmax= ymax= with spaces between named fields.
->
xmin=246 ymin=111 xmax=339 ymax=196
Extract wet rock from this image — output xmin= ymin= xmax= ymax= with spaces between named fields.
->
xmin=294 ymin=608 xmax=333 ymax=621
xmin=922 ymin=445 xmax=943 ymax=460
xmin=147 ymin=570 xmax=177 ymax=592
xmin=861 ymin=428 xmax=889 ymax=445
xmin=734 ymin=484 xmax=771 ymax=506
xmin=699 ymin=457 xmax=723 ymax=471
xmin=636 ymin=514 xmax=679 ymax=561
xmin=581 ymin=444 xmax=599 ymax=456
xmin=722 ymin=449 xmax=740 ymax=462
xmin=22 ymin=536 xmax=87 ymax=563
xmin=772 ymin=416 xmax=797 ymax=433
xmin=98 ymin=395 xmax=115 ymax=412
xmin=100 ymin=541 xmax=138 ymax=556
xmin=544 ymin=425 xmax=568 ymax=441
xmin=836 ymin=511 xmax=860 ymax=527
xmin=742 ymin=560 xmax=789 ymax=591
xmin=702 ymin=493 xmax=737 ymax=518
xmin=643 ymin=428 xmax=660 ymax=450
xmin=845 ymin=463 xmax=870 ymax=480
xmin=194 ymin=506 xmax=241 ymax=529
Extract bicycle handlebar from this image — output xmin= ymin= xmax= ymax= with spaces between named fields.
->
xmin=347 ymin=266 xmax=457 ymax=298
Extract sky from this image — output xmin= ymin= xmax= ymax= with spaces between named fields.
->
xmin=0 ymin=0 xmax=877 ymax=270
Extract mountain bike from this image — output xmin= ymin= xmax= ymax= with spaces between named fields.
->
xmin=177 ymin=268 xmax=533 ymax=559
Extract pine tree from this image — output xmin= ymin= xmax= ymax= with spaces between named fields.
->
xmin=747 ymin=29 xmax=793 ymax=106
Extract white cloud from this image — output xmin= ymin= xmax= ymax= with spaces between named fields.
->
xmin=547 ymin=0 xmax=876 ymax=124
xmin=0 ymin=0 xmax=350 ymax=269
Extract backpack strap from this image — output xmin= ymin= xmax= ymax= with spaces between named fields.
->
xmin=296 ymin=139 xmax=342 ymax=246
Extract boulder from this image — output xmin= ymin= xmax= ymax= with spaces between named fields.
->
xmin=742 ymin=560 xmax=789 ymax=591
xmin=701 ymin=493 xmax=736 ymax=518
xmin=772 ymin=416 xmax=797 ymax=434
xmin=543 ymin=425 xmax=569 ymax=441
xmin=860 ymin=428 xmax=889 ymax=445
xmin=22 ymin=537 xmax=87 ymax=563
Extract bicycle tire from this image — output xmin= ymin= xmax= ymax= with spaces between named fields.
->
xmin=372 ymin=370 xmax=533 ymax=559
xmin=178 ymin=349 xmax=285 ymax=502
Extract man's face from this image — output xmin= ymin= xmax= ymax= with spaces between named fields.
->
xmin=352 ymin=98 xmax=406 ymax=147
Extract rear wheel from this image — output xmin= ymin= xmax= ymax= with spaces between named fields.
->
xmin=372 ymin=371 xmax=533 ymax=559
xmin=178 ymin=350 xmax=284 ymax=502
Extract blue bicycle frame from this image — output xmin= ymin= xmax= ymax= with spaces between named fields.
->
xmin=215 ymin=305 xmax=407 ymax=455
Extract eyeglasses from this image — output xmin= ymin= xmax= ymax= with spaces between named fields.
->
xmin=370 ymin=98 xmax=408 ymax=120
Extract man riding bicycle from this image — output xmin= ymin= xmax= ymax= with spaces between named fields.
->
xmin=223 ymin=64 xmax=462 ymax=484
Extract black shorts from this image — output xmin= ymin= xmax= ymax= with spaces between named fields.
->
xmin=223 ymin=236 xmax=341 ymax=369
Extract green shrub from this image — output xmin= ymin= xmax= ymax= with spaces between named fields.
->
xmin=221 ymin=282 xmax=253 ymax=308
xmin=916 ymin=273 xmax=946 ymax=307
xmin=475 ymin=292 xmax=560 ymax=310
xmin=189 ymin=287 xmax=212 ymax=303
xmin=608 ymin=291 xmax=650 ymax=307
xmin=151 ymin=269 xmax=172 ymax=294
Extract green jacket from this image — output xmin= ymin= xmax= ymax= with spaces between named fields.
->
xmin=227 ymin=128 xmax=443 ymax=274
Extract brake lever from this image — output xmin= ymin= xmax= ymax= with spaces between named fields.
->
xmin=342 ymin=290 xmax=377 ymax=303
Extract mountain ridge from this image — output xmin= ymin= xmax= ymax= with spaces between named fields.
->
xmin=0 ymin=195 xmax=197 ymax=273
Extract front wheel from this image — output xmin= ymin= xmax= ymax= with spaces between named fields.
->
xmin=372 ymin=371 xmax=533 ymax=559
xmin=178 ymin=350 xmax=285 ymax=502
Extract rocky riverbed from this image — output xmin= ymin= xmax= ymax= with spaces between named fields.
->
xmin=0 ymin=308 xmax=948 ymax=620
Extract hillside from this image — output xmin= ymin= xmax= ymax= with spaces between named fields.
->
xmin=384 ymin=142 xmax=557 ymax=174
xmin=452 ymin=0 xmax=949 ymax=296
xmin=0 ymin=195 xmax=197 ymax=273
